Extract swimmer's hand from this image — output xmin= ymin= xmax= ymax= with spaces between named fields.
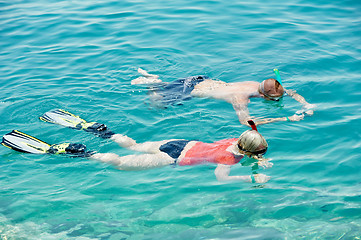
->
xmin=257 ymin=159 xmax=273 ymax=169
xmin=297 ymin=103 xmax=316 ymax=116
xmin=252 ymin=174 xmax=271 ymax=183
xmin=253 ymin=155 xmax=273 ymax=169
xmin=303 ymin=103 xmax=317 ymax=116
xmin=287 ymin=113 xmax=304 ymax=122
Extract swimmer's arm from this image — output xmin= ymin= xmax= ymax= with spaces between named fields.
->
xmin=285 ymin=89 xmax=316 ymax=116
xmin=285 ymin=89 xmax=309 ymax=105
xmin=231 ymin=99 xmax=303 ymax=126
xmin=285 ymin=89 xmax=316 ymax=112
xmin=214 ymin=164 xmax=270 ymax=183
xmin=230 ymin=98 xmax=252 ymax=126
xmin=215 ymin=164 xmax=252 ymax=182
xmin=253 ymin=113 xmax=304 ymax=125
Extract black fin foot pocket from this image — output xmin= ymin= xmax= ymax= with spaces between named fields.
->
xmin=66 ymin=143 xmax=95 ymax=157
xmin=48 ymin=143 xmax=93 ymax=157
xmin=85 ymin=123 xmax=114 ymax=139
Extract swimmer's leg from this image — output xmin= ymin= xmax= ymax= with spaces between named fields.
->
xmin=131 ymin=68 xmax=162 ymax=85
xmin=110 ymin=134 xmax=179 ymax=154
xmin=147 ymin=88 xmax=167 ymax=109
xmin=91 ymin=152 xmax=174 ymax=171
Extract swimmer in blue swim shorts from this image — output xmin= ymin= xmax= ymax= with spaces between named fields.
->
xmin=148 ymin=75 xmax=208 ymax=106
xmin=131 ymin=68 xmax=316 ymax=126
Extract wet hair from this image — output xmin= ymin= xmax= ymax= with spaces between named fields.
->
xmin=237 ymin=130 xmax=268 ymax=156
xmin=259 ymin=78 xmax=284 ymax=98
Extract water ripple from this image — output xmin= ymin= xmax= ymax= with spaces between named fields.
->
xmin=1 ymin=0 xmax=361 ymax=239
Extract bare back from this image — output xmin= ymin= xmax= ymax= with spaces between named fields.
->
xmin=191 ymin=79 xmax=260 ymax=103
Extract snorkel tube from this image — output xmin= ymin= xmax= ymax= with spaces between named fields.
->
xmin=247 ymin=120 xmax=258 ymax=131
xmin=273 ymin=68 xmax=282 ymax=85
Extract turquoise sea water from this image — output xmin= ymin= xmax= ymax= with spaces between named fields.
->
xmin=1 ymin=0 xmax=361 ymax=239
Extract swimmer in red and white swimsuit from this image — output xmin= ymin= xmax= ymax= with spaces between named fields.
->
xmin=3 ymin=110 xmax=272 ymax=184
xmin=91 ymin=120 xmax=272 ymax=184
xmin=1 ymin=109 xmax=272 ymax=183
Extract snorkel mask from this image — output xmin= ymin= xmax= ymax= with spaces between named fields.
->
xmin=258 ymin=69 xmax=284 ymax=101
xmin=237 ymin=120 xmax=268 ymax=156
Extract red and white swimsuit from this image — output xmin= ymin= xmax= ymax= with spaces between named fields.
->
xmin=178 ymin=138 xmax=243 ymax=166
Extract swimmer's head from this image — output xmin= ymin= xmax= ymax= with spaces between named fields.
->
xmin=237 ymin=120 xmax=268 ymax=156
xmin=258 ymin=78 xmax=284 ymax=101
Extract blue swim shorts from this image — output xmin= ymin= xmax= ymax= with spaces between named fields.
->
xmin=150 ymin=75 xmax=209 ymax=106
xmin=159 ymin=140 xmax=190 ymax=159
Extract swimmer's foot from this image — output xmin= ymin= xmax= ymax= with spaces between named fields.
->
xmin=81 ymin=122 xmax=115 ymax=139
xmin=138 ymin=68 xmax=159 ymax=78
xmin=131 ymin=77 xmax=162 ymax=85
xmin=131 ymin=68 xmax=162 ymax=85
